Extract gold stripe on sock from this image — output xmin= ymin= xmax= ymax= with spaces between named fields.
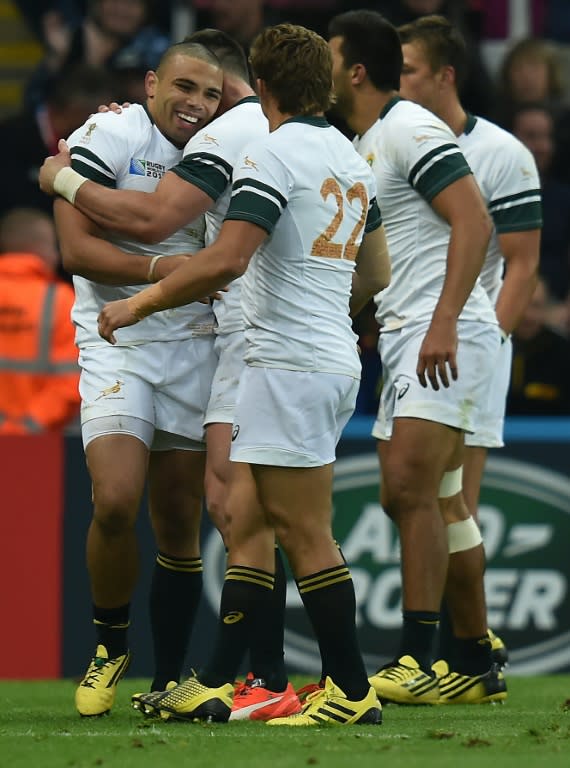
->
xmin=93 ymin=619 xmax=130 ymax=629
xmin=156 ymin=554 xmax=203 ymax=573
xmin=226 ymin=566 xmax=274 ymax=590
xmin=297 ymin=566 xmax=352 ymax=594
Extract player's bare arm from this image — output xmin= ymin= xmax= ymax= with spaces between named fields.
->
xmin=494 ymin=229 xmax=540 ymax=335
xmin=417 ymin=173 xmax=493 ymax=390
xmin=42 ymin=140 xmax=215 ymax=244
xmin=55 ymin=199 xmax=191 ymax=285
xmin=98 ymin=220 xmax=267 ymax=343
xmin=350 ymin=225 xmax=391 ymax=317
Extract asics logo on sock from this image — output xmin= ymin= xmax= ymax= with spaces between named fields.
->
xmin=223 ymin=611 xmax=244 ymax=624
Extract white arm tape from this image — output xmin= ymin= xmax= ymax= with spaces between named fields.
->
xmin=53 ymin=167 xmax=88 ymax=205
xmin=147 ymin=254 xmax=166 ymax=283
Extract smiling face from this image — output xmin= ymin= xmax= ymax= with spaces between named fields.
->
xmin=145 ymin=53 xmax=223 ymax=148
xmin=400 ymin=40 xmax=443 ymax=114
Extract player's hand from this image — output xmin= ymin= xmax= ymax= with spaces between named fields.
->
xmin=98 ymin=299 xmax=139 ymax=344
xmin=416 ymin=317 xmax=458 ymax=390
xmin=207 ymin=286 xmax=229 ymax=302
xmin=38 ymin=138 xmax=71 ymax=195
xmin=97 ymin=101 xmax=131 ymax=114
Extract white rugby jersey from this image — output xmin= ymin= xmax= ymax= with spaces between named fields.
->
xmin=68 ymin=104 xmax=213 ymax=347
xmin=458 ymin=115 xmax=542 ymax=306
xmin=355 ymin=98 xmax=496 ymax=330
xmin=172 ymin=97 xmax=268 ymax=335
xmin=224 ymin=115 xmax=382 ymax=378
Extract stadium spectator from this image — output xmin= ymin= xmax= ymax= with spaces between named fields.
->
xmin=508 ymin=277 xmax=570 ymax=415
xmin=38 ymin=41 xmax=223 ymax=717
xmin=0 ymin=207 xmax=80 ymax=434
xmin=13 ymin=0 xmax=85 ymax=42
xmin=397 ymin=13 xmax=542 ymax=675
xmin=0 ymin=66 xmax=115 ymax=219
xmin=328 ymin=9 xmax=505 ymax=705
xmin=509 ymin=102 xmax=570 ymax=305
xmin=193 ymin=0 xmax=279 ymax=59
xmin=494 ymin=37 xmax=567 ymax=128
xmin=97 ymin=22 xmax=389 ymax=726
xmin=24 ymin=0 xmax=170 ymax=109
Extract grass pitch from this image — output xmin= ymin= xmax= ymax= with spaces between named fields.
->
xmin=1 ymin=676 xmax=569 ymax=768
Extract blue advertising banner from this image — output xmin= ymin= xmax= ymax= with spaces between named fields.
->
xmin=62 ymin=417 xmax=570 ymax=678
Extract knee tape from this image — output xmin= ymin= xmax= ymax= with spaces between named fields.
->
xmin=447 ymin=516 xmax=483 ymax=553
xmin=438 ymin=466 xmax=463 ymax=498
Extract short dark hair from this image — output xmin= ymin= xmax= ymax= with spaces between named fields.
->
xmin=398 ymin=15 xmax=468 ymax=90
xmin=250 ymin=24 xmax=333 ymax=115
xmin=157 ymin=41 xmax=221 ymax=75
xmin=184 ymin=28 xmax=250 ymax=82
xmin=328 ymin=10 xmax=402 ymax=92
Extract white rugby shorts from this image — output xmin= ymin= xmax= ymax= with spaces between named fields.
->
xmin=373 ymin=320 xmax=501 ymax=440
xmin=204 ymin=329 xmax=245 ymax=427
xmin=466 ymin=335 xmax=512 ymax=448
xmin=230 ymin=365 xmax=359 ymax=467
xmin=79 ymin=336 xmax=216 ymax=450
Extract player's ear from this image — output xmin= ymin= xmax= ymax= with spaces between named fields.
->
xmin=351 ymin=62 xmax=367 ymax=86
xmin=145 ymin=70 xmax=158 ymax=99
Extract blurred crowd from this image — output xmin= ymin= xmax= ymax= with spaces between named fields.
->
xmin=1 ymin=0 xmax=569 ymax=432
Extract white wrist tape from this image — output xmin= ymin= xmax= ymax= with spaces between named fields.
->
xmin=438 ymin=466 xmax=463 ymax=498
xmin=53 ymin=167 xmax=87 ymax=204
xmin=447 ymin=516 xmax=483 ymax=553
xmin=147 ymin=254 xmax=165 ymax=282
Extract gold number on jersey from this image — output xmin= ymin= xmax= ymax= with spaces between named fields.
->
xmin=311 ymin=178 xmax=368 ymax=260
xmin=344 ymin=182 xmax=368 ymax=261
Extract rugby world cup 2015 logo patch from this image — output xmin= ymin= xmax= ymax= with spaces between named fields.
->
xmin=129 ymin=158 xmax=166 ymax=178
xmin=202 ymin=454 xmax=570 ymax=675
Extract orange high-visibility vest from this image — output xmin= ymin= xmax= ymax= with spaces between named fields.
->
xmin=0 ymin=253 xmax=80 ymax=433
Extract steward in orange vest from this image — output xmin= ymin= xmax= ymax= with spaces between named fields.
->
xmin=0 ymin=208 xmax=80 ymax=433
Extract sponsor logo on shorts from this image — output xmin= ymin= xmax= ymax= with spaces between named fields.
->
xmin=397 ymin=383 xmax=410 ymax=399
xmin=95 ymin=379 xmax=124 ymax=400
xmin=232 ymin=425 xmax=240 ymax=441
xmin=202 ymin=454 xmax=570 ymax=674
xmin=129 ymin=158 xmax=166 ymax=179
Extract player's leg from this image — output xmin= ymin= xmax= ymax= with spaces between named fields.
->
xmin=255 ymin=462 xmax=380 ymax=726
xmin=237 ymin=367 xmax=378 ymax=725
xmin=205 ymin=421 xmax=233 ymax=544
xmin=136 ymin=464 xmax=276 ymax=723
xmin=145 ymin=333 xmax=217 ymax=692
xmin=76 ymin=428 xmax=150 ymax=716
xmin=147 ymin=446 xmax=206 ymax=691
xmin=371 ymin=417 xmax=458 ymax=698
xmin=440 ymin=335 xmax=512 ymax=671
xmin=204 ymin=333 xmax=291 ymax=711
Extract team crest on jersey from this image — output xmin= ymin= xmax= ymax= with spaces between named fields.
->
xmin=413 ymin=134 xmax=431 ymax=145
xmin=366 ymin=152 xmax=375 ymax=166
xmin=242 ymin=155 xmax=259 ymax=171
xmin=200 ymin=133 xmax=219 ymax=146
xmin=521 ymin=167 xmax=532 ymax=178
xmin=129 ymin=158 xmax=166 ymax=179
xmin=79 ymin=123 xmax=97 ymax=145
